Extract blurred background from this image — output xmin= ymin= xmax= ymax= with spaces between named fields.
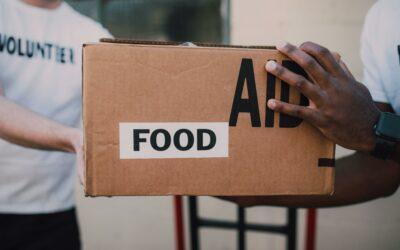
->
xmin=66 ymin=0 xmax=400 ymax=249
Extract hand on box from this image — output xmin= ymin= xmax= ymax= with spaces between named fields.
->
xmin=69 ymin=128 xmax=85 ymax=185
xmin=265 ymin=41 xmax=380 ymax=152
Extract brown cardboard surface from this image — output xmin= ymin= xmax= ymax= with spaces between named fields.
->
xmin=83 ymin=40 xmax=335 ymax=196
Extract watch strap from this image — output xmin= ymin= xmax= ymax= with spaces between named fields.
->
xmin=371 ymin=136 xmax=396 ymax=159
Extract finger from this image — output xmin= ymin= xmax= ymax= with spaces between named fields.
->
xmin=78 ymin=150 xmax=85 ymax=186
xmin=331 ymin=51 xmax=341 ymax=62
xmin=79 ymin=169 xmax=84 ymax=186
xmin=78 ymin=162 xmax=84 ymax=186
xmin=339 ymin=60 xmax=355 ymax=80
xmin=79 ymin=172 xmax=83 ymax=186
xmin=265 ymin=60 xmax=323 ymax=106
xmin=299 ymin=42 xmax=343 ymax=76
xmin=267 ymin=99 xmax=323 ymax=126
xmin=276 ymin=42 xmax=328 ymax=86
xmin=330 ymin=51 xmax=355 ymax=79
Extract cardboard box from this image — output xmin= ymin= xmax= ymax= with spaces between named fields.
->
xmin=83 ymin=39 xmax=335 ymax=196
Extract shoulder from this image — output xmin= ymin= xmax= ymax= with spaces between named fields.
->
xmin=363 ymin=0 xmax=400 ymax=41
xmin=61 ymin=3 xmax=113 ymax=40
xmin=366 ymin=0 xmax=400 ymax=23
xmin=0 ymin=0 xmax=15 ymax=11
xmin=376 ymin=0 xmax=400 ymax=10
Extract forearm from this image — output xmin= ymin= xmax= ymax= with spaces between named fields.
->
xmin=0 ymin=96 xmax=79 ymax=153
xmin=391 ymin=144 xmax=400 ymax=164
xmin=224 ymin=152 xmax=400 ymax=207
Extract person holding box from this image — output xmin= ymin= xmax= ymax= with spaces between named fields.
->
xmin=0 ymin=0 xmax=111 ymax=249
xmin=228 ymin=0 xmax=400 ymax=207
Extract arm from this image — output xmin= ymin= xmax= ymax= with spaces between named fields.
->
xmin=392 ymin=141 xmax=400 ymax=164
xmin=0 ymin=93 xmax=84 ymax=182
xmin=226 ymin=152 xmax=400 ymax=208
xmin=0 ymin=95 xmax=80 ymax=152
xmin=226 ymin=107 xmax=400 ymax=209
xmin=223 ymin=42 xmax=400 ymax=207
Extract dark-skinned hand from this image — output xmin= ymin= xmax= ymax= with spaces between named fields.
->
xmin=266 ymin=41 xmax=380 ymax=152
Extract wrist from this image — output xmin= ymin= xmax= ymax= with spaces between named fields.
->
xmin=364 ymin=135 xmax=377 ymax=153
xmin=369 ymin=111 xmax=400 ymax=162
xmin=392 ymin=144 xmax=400 ymax=164
xmin=60 ymin=127 xmax=82 ymax=153
xmin=364 ymin=107 xmax=381 ymax=152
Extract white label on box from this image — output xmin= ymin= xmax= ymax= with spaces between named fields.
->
xmin=119 ymin=122 xmax=229 ymax=159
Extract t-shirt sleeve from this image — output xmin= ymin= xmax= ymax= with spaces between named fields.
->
xmin=98 ymin=25 xmax=114 ymax=40
xmin=82 ymin=21 xmax=114 ymax=43
xmin=360 ymin=2 xmax=389 ymax=103
xmin=0 ymin=2 xmax=3 ymax=92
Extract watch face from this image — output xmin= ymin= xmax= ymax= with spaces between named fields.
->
xmin=376 ymin=112 xmax=400 ymax=140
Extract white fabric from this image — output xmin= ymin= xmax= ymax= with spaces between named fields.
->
xmin=0 ymin=0 xmax=112 ymax=213
xmin=361 ymin=0 xmax=400 ymax=114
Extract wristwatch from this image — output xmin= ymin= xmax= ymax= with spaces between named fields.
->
xmin=371 ymin=112 xmax=400 ymax=159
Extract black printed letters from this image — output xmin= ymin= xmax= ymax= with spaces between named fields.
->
xmin=229 ymin=58 xmax=309 ymax=128
xmin=133 ymin=128 xmax=217 ymax=152
xmin=0 ymin=32 xmax=74 ymax=64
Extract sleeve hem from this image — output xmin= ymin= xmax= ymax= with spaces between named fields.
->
xmin=369 ymin=90 xmax=389 ymax=103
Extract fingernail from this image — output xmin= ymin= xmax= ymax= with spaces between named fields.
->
xmin=332 ymin=51 xmax=341 ymax=62
xmin=265 ymin=60 xmax=277 ymax=71
xmin=276 ymin=41 xmax=288 ymax=50
xmin=267 ymin=99 xmax=277 ymax=109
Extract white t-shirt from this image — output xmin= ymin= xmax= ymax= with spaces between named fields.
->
xmin=0 ymin=0 xmax=112 ymax=213
xmin=361 ymin=0 xmax=400 ymax=114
